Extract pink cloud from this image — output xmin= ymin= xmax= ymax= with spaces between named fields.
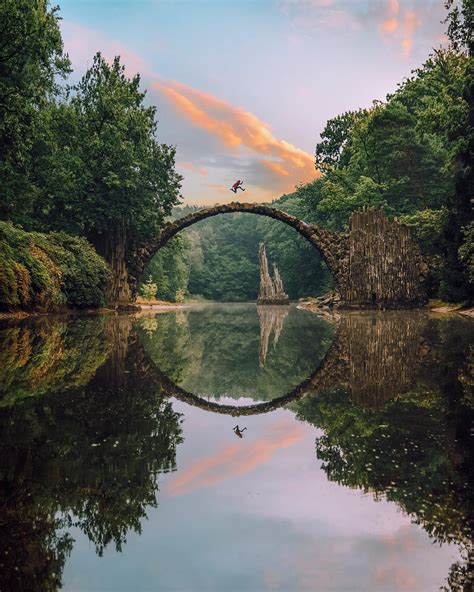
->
xmin=165 ymin=418 xmax=306 ymax=496
xmin=378 ymin=2 xmax=421 ymax=57
xmin=61 ymin=21 xmax=147 ymax=77
xmin=380 ymin=0 xmax=399 ymax=35
xmin=401 ymin=10 xmax=421 ymax=57
xmin=380 ymin=17 xmax=398 ymax=34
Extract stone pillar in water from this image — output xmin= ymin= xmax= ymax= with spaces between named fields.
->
xmin=257 ymin=242 xmax=289 ymax=305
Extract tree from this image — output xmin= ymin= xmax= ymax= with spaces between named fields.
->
xmin=444 ymin=0 xmax=474 ymax=55
xmin=299 ymin=43 xmax=472 ymax=300
xmin=142 ymin=236 xmax=190 ymax=302
xmin=140 ymin=276 xmax=157 ymax=301
xmin=35 ymin=53 xmax=182 ymax=303
xmin=0 ymin=0 xmax=70 ymax=224
xmin=440 ymin=1 xmax=474 ymax=301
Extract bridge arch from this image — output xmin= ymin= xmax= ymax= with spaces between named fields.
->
xmin=128 ymin=204 xmax=427 ymax=308
xmin=129 ymin=202 xmax=349 ymax=295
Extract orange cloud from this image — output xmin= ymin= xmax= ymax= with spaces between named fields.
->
xmin=380 ymin=18 xmax=398 ymax=34
xmin=165 ymin=418 xmax=306 ymax=496
xmin=179 ymin=161 xmax=209 ymax=176
xmin=379 ymin=2 xmax=421 ymax=57
xmin=401 ymin=10 xmax=421 ymax=57
xmin=262 ymin=160 xmax=291 ymax=177
xmin=154 ymin=79 xmax=318 ymax=195
xmin=155 ymin=82 xmax=241 ymax=147
xmin=380 ymin=0 xmax=399 ymax=35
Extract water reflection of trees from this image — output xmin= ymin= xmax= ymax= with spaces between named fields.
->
xmin=0 ymin=316 xmax=183 ymax=591
xmin=139 ymin=310 xmax=436 ymax=416
xmin=0 ymin=317 xmax=111 ymax=406
xmin=1 ymin=311 xmax=473 ymax=590
xmin=138 ymin=305 xmax=335 ymax=400
xmin=295 ymin=318 xmax=473 ymax=591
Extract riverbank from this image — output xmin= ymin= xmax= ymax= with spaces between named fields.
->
xmin=298 ymin=295 xmax=474 ymax=318
xmin=0 ymin=299 xmax=195 ymax=321
xmin=2 ymin=298 xmax=472 ymax=321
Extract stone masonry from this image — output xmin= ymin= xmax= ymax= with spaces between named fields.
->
xmin=127 ymin=202 xmax=427 ymax=308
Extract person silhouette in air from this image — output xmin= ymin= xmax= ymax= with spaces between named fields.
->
xmin=233 ymin=425 xmax=247 ymax=438
xmin=230 ymin=180 xmax=245 ymax=193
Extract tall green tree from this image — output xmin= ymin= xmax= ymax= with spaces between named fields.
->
xmin=301 ymin=33 xmax=472 ymax=301
xmin=0 ymin=0 xmax=70 ymax=224
xmin=34 ymin=54 xmax=183 ymax=303
xmin=440 ymin=0 xmax=474 ymax=301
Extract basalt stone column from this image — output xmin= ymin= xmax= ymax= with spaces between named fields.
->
xmin=344 ymin=208 xmax=427 ymax=307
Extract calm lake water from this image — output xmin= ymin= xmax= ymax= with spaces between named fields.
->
xmin=0 ymin=304 xmax=472 ymax=592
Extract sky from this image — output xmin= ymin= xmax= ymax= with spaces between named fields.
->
xmin=63 ymin=401 xmax=460 ymax=591
xmin=58 ymin=0 xmax=448 ymax=205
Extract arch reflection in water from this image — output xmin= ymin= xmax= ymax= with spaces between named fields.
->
xmin=138 ymin=309 xmax=435 ymax=415
xmin=137 ymin=304 xmax=336 ymax=402
xmin=0 ymin=310 xmax=473 ymax=590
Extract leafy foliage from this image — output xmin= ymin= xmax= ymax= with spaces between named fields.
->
xmin=0 ymin=221 xmax=110 ymax=310
xmin=32 ymin=54 xmax=182 ymax=243
xmin=0 ymin=318 xmax=111 ymax=406
xmin=140 ymin=276 xmax=158 ymax=301
xmin=142 ymin=236 xmax=190 ymax=302
xmin=0 ymin=0 xmax=70 ymax=225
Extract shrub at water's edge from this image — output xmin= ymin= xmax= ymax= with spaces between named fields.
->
xmin=0 ymin=222 xmax=110 ymax=311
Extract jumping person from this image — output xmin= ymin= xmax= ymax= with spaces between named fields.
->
xmin=233 ymin=425 xmax=247 ymax=438
xmin=230 ymin=179 xmax=245 ymax=193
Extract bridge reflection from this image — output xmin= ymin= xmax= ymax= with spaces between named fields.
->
xmin=0 ymin=311 xmax=472 ymax=591
xmin=144 ymin=311 xmax=429 ymax=415
xmin=0 ymin=310 xmax=431 ymax=415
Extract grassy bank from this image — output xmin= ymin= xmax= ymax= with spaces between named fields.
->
xmin=0 ymin=222 xmax=110 ymax=312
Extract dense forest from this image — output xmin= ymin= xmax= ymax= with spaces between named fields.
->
xmin=0 ymin=0 xmax=472 ymax=309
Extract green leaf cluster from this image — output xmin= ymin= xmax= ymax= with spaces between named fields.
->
xmin=140 ymin=276 xmax=158 ymax=301
xmin=0 ymin=0 xmax=70 ymax=224
xmin=0 ymin=221 xmax=110 ymax=309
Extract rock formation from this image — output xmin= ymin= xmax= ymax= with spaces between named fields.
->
xmin=257 ymin=243 xmax=289 ymax=305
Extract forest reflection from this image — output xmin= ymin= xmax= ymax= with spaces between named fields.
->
xmin=0 ymin=316 xmax=183 ymax=591
xmin=0 ymin=309 xmax=472 ymax=590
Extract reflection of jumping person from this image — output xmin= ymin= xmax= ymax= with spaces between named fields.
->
xmin=233 ymin=425 xmax=247 ymax=438
xmin=230 ymin=180 xmax=245 ymax=193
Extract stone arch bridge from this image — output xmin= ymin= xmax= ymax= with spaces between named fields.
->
xmin=128 ymin=202 xmax=427 ymax=307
